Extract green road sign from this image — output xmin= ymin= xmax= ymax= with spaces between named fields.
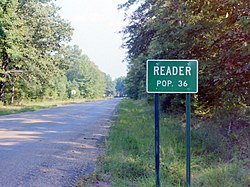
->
xmin=147 ymin=60 xmax=198 ymax=93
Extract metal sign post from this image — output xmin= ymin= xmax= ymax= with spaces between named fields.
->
xmin=186 ymin=93 xmax=191 ymax=187
xmin=147 ymin=59 xmax=198 ymax=187
xmin=154 ymin=93 xmax=160 ymax=187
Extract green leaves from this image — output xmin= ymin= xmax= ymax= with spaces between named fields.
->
xmin=65 ymin=45 xmax=107 ymax=99
xmin=115 ymin=77 xmax=126 ymax=97
xmin=121 ymin=0 xmax=249 ymax=112
xmin=0 ymin=0 xmax=108 ymax=103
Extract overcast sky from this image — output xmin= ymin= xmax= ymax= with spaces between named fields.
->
xmin=55 ymin=0 xmax=127 ymax=80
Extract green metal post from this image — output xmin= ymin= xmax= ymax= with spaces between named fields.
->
xmin=155 ymin=93 xmax=160 ymax=187
xmin=186 ymin=93 xmax=191 ymax=187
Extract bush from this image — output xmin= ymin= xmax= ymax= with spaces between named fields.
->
xmin=193 ymin=161 xmax=249 ymax=187
xmin=192 ymin=122 xmax=228 ymax=159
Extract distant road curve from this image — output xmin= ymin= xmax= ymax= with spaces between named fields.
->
xmin=0 ymin=98 xmax=121 ymax=187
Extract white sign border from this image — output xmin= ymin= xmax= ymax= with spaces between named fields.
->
xmin=146 ymin=59 xmax=199 ymax=94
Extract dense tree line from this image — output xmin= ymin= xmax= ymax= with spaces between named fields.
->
xmin=115 ymin=76 xmax=126 ymax=97
xmin=120 ymin=0 xmax=249 ymax=120
xmin=0 ymin=0 xmax=115 ymax=104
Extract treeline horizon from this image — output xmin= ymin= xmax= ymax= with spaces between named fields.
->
xmin=0 ymin=0 xmax=126 ymax=105
xmin=121 ymin=0 xmax=249 ymax=123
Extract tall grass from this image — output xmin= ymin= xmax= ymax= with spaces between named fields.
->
xmin=100 ymin=99 xmax=249 ymax=187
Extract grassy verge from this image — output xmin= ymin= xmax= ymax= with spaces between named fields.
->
xmin=96 ymin=99 xmax=249 ymax=186
xmin=0 ymin=98 xmax=106 ymax=116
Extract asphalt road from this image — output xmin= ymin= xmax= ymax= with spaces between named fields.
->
xmin=0 ymin=99 xmax=121 ymax=187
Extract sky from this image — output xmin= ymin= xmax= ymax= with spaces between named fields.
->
xmin=54 ymin=0 xmax=128 ymax=80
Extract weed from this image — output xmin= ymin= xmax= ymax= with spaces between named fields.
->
xmin=193 ymin=161 xmax=249 ymax=187
xmin=76 ymin=173 xmax=111 ymax=187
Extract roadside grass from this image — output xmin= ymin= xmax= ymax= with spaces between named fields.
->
xmin=98 ymin=99 xmax=249 ymax=187
xmin=0 ymin=98 xmax=106 ymax=116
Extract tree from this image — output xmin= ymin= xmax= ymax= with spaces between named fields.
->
xmin=65 ymin=45 xmax=107 ymax=99
xmin=185 ymin=0 xmax=250 ymax=109
xmin=0 ymin=0 xmax=73 ymax=103
xmin=16 ymin=0 xmax=73 ymax=100
xmin=120 ymin=0 xmax=249 ymax=114
xmin=0 ymin=0 xmax=21 ymax=102
xmin=104 ymin=74 xmax=115 ymax=97
xmin=115 ymin=76 xmax=126 ymax=97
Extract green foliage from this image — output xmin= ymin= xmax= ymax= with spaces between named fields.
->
xmin=0 ymin=23 xmax=4 ymax=38
xmin=0 ymin=0 xmax=71 ymax=103
xmin=105 ymin=74 xmax=115 ymax=97
xmin=125 ymin=55 xmax=147 ymax=99
xmin=120 ymin=0 xmax=249 ymax=116
xmin=185 ymin=0 xmax=250 ymax=111
xmin=65 ymin=45 xmax=107 ymax=99
xmin=193 ymin=161 xmax=249 ymax=187
xmin=192 ymin=122 xmax=228 ymax=159
xmin=161 ymin=94 xmax=186 ymax=113
xmin=0 ymin=1 xmax=110 ymax=104
xmin=115 ymin=76 xmax=126 ymax=97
